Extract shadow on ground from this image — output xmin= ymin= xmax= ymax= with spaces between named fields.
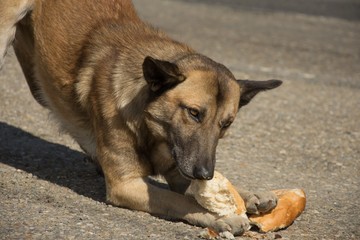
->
xmin=0 ymin=122 xmax=106 ymax=202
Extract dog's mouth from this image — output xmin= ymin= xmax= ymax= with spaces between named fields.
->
xmin=177 ymin=166 xmax=196 ymax=180
xmin=171 ymin=157 xmax=195 ymax=180
xmin=171 ymin=149 xmax=196 ymax=180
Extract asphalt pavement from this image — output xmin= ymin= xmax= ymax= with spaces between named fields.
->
xmin=1 ymin=0 xmax=359 ymax=239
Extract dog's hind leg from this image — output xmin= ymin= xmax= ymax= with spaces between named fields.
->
xmin=0 ymin=0 xmax=34 ymax=70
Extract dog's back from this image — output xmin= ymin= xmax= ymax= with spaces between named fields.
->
xmin=11 ymin=0 xmax=139 ymax=103
xmin=32 ymin=0 xmax=139 ymax=80
xmin=12 ymin=0 xmax=193 ymax=110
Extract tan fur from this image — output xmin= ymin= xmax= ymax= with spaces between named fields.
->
xmin=1 ymin=0 xmax=282 ymax=235
xmin=0 ymin=0 xmax=34 ymax=69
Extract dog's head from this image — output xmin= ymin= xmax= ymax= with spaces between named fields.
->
xmin=143 ymin=55 xmax=282 ymax=180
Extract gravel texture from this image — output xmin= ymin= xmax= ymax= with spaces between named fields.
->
xmin=1 ymin=0 xmax=359 ymax=239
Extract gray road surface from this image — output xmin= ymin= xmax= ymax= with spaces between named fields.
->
xmin=1 ymin=0 xmax=359 ymax=239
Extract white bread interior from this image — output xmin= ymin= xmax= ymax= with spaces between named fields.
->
xmin=189 ymin=171 xmax=247 ymax=218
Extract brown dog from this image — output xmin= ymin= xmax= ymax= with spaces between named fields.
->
xmin=1 ymin=0 xmax=282 ymax=235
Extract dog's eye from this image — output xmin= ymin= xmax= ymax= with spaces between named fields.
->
xmin=220 ymin=121 xmax=232 ymax=129
xmin=188 ymin=108 xmax=200 ymax=122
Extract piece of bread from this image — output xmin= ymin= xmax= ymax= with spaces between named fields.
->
xmin=249 ymin=189 xmax=306 ymax=232
xmin=188 ymin=171 xmax=247 ymax=218
xmin=190 ymin=171 xmax=306 ymax=233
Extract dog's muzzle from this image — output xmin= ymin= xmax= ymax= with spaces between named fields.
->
xmin=193 ymin=166 xmax=213 ymax=180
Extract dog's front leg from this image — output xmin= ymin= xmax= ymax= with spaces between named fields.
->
xmin=106 ymin=175 xmax=249 ymax=235
xmin=98 ymin=145 xmax=248 ymax=235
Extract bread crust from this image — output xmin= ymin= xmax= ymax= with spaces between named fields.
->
xmin=226 ymin=180 xmax=246 ymax=215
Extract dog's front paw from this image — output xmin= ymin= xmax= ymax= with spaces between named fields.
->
xmin=241 ymin=191 xmax=278 ymax=215
xmin=212 ymin=214 xmax=250 ymax=236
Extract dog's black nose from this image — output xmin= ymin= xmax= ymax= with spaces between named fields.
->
xmin=193 ymin=166 xmax=213 ymax=180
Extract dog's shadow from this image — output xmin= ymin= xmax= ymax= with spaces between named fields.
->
xmin=0 ymin=122 xmax=106 ymax=202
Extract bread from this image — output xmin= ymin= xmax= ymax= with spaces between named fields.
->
xmin=249 ymin=188 xmax=306 ymax=232
xmin=188 ymin=171 xmax=247 ymax=218
xmin=190 ymin=171 xmax=306 ymax=233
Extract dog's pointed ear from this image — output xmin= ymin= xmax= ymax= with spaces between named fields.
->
xmin=142 ymin=56 xmax=186 ymax=94
xmin=237 ymin=79 xmax=282 ymax=108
